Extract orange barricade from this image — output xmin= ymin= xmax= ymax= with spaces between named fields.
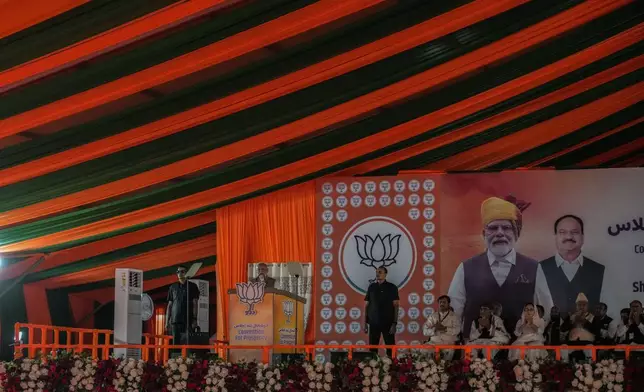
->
xmin=13 ymin=323 xmax=171 ymax=362
xmin=13 ymin=323 xmax=644 ymax=364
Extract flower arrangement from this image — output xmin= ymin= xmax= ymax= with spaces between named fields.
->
xmin=570 ymin=360 xmax=624 ymax=392
xmin=1 ymin=354 xmax=644 ymax=392
xmin=161 ymin=357 xmax=195 ymax=392
xmin=69 ymin=357 xmax=97 ymax=391
xmin=512 ymin=359 xmax=545 ymax=392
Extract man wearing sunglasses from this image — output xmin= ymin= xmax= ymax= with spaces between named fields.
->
xmin=166 ymin=266 xmax=200 ymax=348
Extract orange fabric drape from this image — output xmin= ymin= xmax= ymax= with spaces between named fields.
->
xmin=0 ymin=0 xmax=631 ymax=245
xmin=0 ymin=0 xmax=88 ymax=40
xmin=1 ymin=0 xmax=230 ymax=90
xmin=216 ymin=182 xmax=315 ymax=343
xmin=38 ymin=234 xmax=216 ymax=289
xmin=1 ymin=0 xmax=385 ymax=138
xmin=0 ymin=211 xmax=216 ymax=280
xmin=0 ymin=0 xmax=522 ymax=186
xmin=23 ymin=284 xmax=52 ymax=326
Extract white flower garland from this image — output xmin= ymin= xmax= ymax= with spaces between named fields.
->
xmin=301 ymin=361 xmax=334 ymax=391
xmin=467 ymin=358 xmax=500 ymax=392
xmin=68 ymin=356 xmax=97 ymax=391
xmin=355 ymin=357 xmax=393 ymax=392
xmin=203 ymin=361 xmax=229 ymax=392
xmin=413 ymin=359 xmax=449 ymax=391
xmin=254 ymin=362 xmax=282 ymax=391
xmin=513 ymin=359 xmax=544 ymax=392
xmin=11 ymin=358 xmax=49 ymax=392
xmin=162 ymin=357 xmax=194 ymax=392
xmin=112 ymin=357 xmax=145 ymax=392
xmin=571 ymin=359 xmax=624 ymax=392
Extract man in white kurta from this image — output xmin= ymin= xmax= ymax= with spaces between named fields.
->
xmin=468 ymin=303 xmax=510 ymax=359
xmin=423 ymin=295 xmax=460 ymax=359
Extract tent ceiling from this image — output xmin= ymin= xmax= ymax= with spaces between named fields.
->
xmin=0 ymin=0 xmax=641 ymax=299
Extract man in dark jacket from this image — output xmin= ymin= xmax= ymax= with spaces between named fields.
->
xmin=166 ymin=266 xmax=200 ymax=348
xmin=540 ymin=215 xmax=605 ymax=315
xmin=447 ymin=196 xmax=553 ymax=339
xmin=251 ymin=263 xmax=276 ymax=288
xmin=364 ymin=267 xmax=399 ymax=357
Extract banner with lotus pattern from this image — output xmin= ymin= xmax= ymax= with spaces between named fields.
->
xmin=315 ymin=175 xmax=441 ymax=361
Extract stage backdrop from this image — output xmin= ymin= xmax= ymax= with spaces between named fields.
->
xmin=315 ymin=168 xmax=643 ymax=361
xmin=314 ymin=176 xmax=441 ymax=361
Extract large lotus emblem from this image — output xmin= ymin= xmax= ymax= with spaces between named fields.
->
xmin=236 ymin=282 xmax=266 ymax=315
xmin=355 ymin=234 xmax=401 ymax=269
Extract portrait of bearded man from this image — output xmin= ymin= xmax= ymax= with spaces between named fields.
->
xmin=447 ymin=196 xmax=554 ymax=339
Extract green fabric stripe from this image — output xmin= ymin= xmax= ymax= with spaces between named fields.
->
xmin=0 ymin=1 xmax=629 ymax=247
xmin=64 ymin=256 xmax=216 ymax=293
xmin=23 ymin=222 xmax=216 ymax=283
xmin=492 ymin=105 xmax=644 ymax=169
xmin=385 ymin=72 xmax=642 ymax=170
xmin=0 ymin=285 xmax=27 ymax=361
xmin=0 ymin=0 xmax=315 ymax=117
xmin=34 ymin=210 xmax=217 ymax=254
xmin=0 ymin=0 xmax=179 ymax=71
xmin=2 ymin=0 xmax=467 ymax=168
xmin=0 ymin=0 xmax=581 ymax=211
xmin=603 ymin=149 xmax=644 ymax=167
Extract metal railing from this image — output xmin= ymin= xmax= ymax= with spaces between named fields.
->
xmin=13 ymin=323 xmax=172 ymax=362
xmin=13 ymin=323 xmax=644 ymax=364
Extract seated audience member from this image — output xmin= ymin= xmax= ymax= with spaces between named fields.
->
xmin=594 ymin=302 xmax=617 ymax=345
xmin=615 ymin=308 xmax=631 ymax=343
xmin=616 ymin=301 xmax=644 ymax=345
xmin=468 ymin=303 xmax=510 ymax=359
xmin=423 ymin=295 xmax=460 ymax=359
xmin=545 ymin=305 xmax=572 ymax=348
xmin=564 ymin=293 xmax=600 ymax=361
xmin=510 ymin=303 xmax=547 ymax=361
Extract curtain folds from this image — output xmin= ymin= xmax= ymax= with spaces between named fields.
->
xmin=216 ymin=182 xmax=315 ymax=343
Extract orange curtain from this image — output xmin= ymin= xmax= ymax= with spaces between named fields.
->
xmin=216 ymin=182 xmax=315 ymax=343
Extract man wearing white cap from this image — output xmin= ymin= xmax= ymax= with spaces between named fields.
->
xmin=564 ymin=293 xmax=600 ymax=361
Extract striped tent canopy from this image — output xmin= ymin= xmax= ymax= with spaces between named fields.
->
xmin=0 ymin=0 xmax=641 ymax=351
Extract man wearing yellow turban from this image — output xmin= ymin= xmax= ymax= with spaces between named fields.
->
xmin=448 ymin=196 xmax=554 ymax=340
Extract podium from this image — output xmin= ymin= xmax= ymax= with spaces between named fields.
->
xmin=227 ymin=282 xmax=305 ymax=362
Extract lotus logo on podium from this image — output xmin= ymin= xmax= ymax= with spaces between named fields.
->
xmin=236 ymin=281 xmax=266 ymax=315
xmin=283 ymin=300 xmax=294 ymax=323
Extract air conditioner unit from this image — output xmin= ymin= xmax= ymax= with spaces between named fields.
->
xmin=190 ymin=279 xmax=209 ymax=333
xmin=114 ymin=268 xmax=143 ymax=360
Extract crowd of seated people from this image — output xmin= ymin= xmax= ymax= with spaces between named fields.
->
xmin=423 ymin=293 xmax=644 ymax=360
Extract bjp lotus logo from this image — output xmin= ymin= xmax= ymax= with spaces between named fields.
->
xmin=283 ymin=300 xmax=294 ymax=323
xmin=340 ymin=217 xmax=417 ymax=294
xmin=236 ymin=282 xmax=266 ymax=315
xmin=355 ymin=234 xmax=401 ymax=269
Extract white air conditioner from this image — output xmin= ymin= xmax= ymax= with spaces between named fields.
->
xmin=190 ymin=279 xmax=209 ymax=333
xmin=114 ymin=268 xmax=143 ymax=360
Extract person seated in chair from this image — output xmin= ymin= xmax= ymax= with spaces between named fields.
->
xmin=468 ymin=303 xmax=510 ymax=359
xmin=615 ymin=308 xmax=632 ymax=343
xmin=423 ymin=295 xmax=460 ymax=359
xmin=564 ymin=293 xmax=600 ymax=361
xmin=617 ymin=301 xmax=644 ymax=344
xmin=510 ymin=303 xmax=547 ymax=361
